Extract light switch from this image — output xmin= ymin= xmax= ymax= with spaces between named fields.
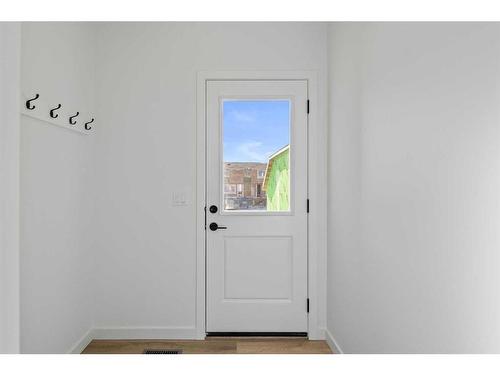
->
xmin=172 ymin=191 xmax=188 ymax=206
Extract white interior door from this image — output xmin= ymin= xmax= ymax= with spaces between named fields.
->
xmin=206 ymin=80 xmax=308 ymax=333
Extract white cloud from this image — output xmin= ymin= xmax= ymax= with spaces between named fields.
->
xmin=236 ymin=141 xmax=272 ymax=162
xmin=229 ymin=109 xmax=257 ymax=123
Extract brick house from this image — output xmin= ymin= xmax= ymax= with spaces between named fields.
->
xmin=223 ymin=162 xmax=267 ymax=209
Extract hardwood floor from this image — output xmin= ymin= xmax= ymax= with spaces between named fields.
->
xmin=81 ymin=337 xmax=333 ymax=354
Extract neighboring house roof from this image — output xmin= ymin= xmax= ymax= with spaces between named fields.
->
xmin=263 ymin=144 xmax=290 ymax=191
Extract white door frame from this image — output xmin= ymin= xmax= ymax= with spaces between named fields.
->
xmin=196 ymin=71 xmax=324 ymax=339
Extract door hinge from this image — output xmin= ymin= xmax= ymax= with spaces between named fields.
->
xmin=204 ymin=206 xmax=207 ymax=230
xmin=307 ymin=100 xmax=310 ymax=114
xmin=306 ymin=199 xmax=310 ymax=213
xmin=307 ymin=298 xmax=310 ymax=313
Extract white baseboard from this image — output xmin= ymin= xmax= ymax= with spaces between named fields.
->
xmin=92 ymin=326 xmax=199 ymax=340
xmin=324 ymin=328 xmax=343 ymax=354
xmin=67 ymin=329 xmax=94 ymax=354
xmin=67 ymin=326 xmax=199 ymax=353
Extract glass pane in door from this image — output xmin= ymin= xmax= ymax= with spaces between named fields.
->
xmin=222 ymin=100 xmax=290 ymax=212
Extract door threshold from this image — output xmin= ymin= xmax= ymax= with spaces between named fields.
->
xmin=206 ymin=332 xmax=308 ymax=338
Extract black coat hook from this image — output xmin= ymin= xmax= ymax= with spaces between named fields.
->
xmin=49 ymin=104 xmax=61 ymax=119
xmin=84 ymin=118 xmax=94 ymax=130
xmin=26 ymin=94 xmax=39 ymax=110
xmin=69 ymin=112 xmax=79 ymax=125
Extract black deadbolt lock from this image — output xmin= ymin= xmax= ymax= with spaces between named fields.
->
xmin=209 ymin=205 xmax=218 ymax=214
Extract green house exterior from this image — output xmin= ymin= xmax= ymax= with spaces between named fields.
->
xmin=263 ymin=146 xmax=290 ymax=211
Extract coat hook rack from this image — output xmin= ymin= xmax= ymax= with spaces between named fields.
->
xmin=26 ymin=94 xmax=39 ymax=110
xmin=69 ymin=112 xmax=79 ymax=125
xmin=84 ymin=118 xmax=94 ymax=130
xmin=21 ymin=93 xmax=92 ymax=136
xmin=49 ymin=104 xmax=61 ymax=119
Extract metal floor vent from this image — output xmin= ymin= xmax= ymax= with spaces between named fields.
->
xmin=143 ymin=349 xmax=183 ymax=354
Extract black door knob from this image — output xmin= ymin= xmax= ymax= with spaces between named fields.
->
xmin=209 ymin=222 xmax=227 ymax=231
xmin=209 ymin=205 xmax=218 ymax=213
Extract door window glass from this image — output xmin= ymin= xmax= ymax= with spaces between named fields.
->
xmin=222 ymin=100 xmax=291 ymax=212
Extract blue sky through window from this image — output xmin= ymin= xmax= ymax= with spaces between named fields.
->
xmin=223 ymin=100 xmax=290 ymax=163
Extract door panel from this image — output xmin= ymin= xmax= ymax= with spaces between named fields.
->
xmin=223 ymin=236 xmax=293 ymax=300
xmin=206 ymin=80 xmax=308 ymax=333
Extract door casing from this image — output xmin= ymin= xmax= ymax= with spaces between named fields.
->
xmin=196 ymin=71 xmax=324 ymax=339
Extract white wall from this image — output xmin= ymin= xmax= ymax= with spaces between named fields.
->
xmin=327 ymin=23 xmax=500 ymax=353
xmin=0 ymin=22 xmax=21 ymax=354
xmin=20 ymin=23 xmax=97 ymax=353
xmin=93 ymin=22 xmax=327 ymax=337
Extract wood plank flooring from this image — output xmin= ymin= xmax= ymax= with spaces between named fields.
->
xmin=81 ymin=337 xmax=333 ymax=354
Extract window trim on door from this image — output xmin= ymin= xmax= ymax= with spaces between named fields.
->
xmin=218 ymin=96 xmax=295 ymax=216
xmin=196 ymin=71 xmax=325 ymax=340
